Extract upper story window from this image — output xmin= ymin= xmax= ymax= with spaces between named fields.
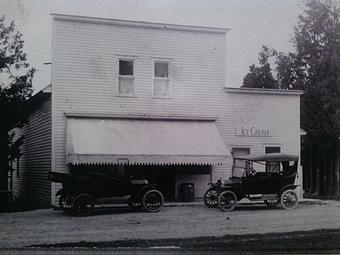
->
xmin=154 ymin=61 xmax=170 ymax=98
xmin=118 ymin=59 xmax=135 ymax=96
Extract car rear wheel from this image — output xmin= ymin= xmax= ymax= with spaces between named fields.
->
xmin=142 ymin=190 xmax=164 ymax=212
xmin=280 ymin=189 xmax=298 ymax=210
xmin=204 ymin=188 xmax=218 ymax=208
xmin=71 ymin=193 xmax=95 ymax=217
xmin=264 ymin=199 xmax=279 ymax=208
xmin=218 ymin=190 xmax=237 ymax=212
xmin=59 ymin=194 xmax=73 ymax=211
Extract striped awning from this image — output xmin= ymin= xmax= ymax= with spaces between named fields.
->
xmin=66 ymin=117 xmax=230 ymax=165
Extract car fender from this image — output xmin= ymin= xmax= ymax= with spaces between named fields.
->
xmin=220 ymin=187 xmax=240 ymax=199
xmin=133 ymin=184 xmax=161 ymax=199
xmin=279 ymin=184 xmax=299 ymax=194
xmin=56 ymin=189 xmax=65 ymax=196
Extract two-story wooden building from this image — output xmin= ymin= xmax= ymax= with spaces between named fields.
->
xmin=12 ymin=14 xmax=303 ymax=207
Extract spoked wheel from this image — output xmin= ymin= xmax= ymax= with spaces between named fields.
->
xmin=142 ymin=190 xmax=164 ymax=212
xmin=59 ymin=194 xmax=73 ymax=211
xmin=204 ymin=188 xmax=218 ymax=208
xmin=218 ymin=190 xmax=237 ymax=212
xmin=264 ymin=199 xmax=279 ymax=208
xmin=71 ymin=193 xmax=95 ymax=217
xmin=280 ymin=189 xmax=299 ymax=210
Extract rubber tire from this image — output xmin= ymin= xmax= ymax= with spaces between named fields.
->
xmin=59 ymin=194 xmax=73 ymax=211
xmin=218 ymin=190 xmax=237 ymax=212
xmin=280 ymin=189 xmax=298 ymax=210
xmin=71 ymin=193 xmax=95 ymax=217
xmin=204 ymin=188 xmax=218 ymax=208
xmin=142 ymin=189 xmax=164 ymax=212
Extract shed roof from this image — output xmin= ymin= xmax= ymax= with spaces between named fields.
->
xmin=224 ymin=87 xmax=303 ymax=96
xmin=233 ymin=153 xmax=299 ymax=162
xmin=51 ymin=13 xmax=230 ymax=34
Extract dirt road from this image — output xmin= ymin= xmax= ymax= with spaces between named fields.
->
xmin=0 ymin=200 xmax=339 ymax=248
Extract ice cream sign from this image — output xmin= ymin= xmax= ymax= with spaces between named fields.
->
xmin=235 ymin=126 xmax=271 ymax=137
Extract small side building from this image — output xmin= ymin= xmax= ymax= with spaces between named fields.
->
xmin=11 ymin=85 xmax=52 ymax=208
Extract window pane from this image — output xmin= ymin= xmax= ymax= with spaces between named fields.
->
xmin=155 ymin=62 xmax=168 ymax=77
xmin=232 ymin=148 xmax=250 ymax=177
xmin=154 ymin=79 xmax=169 ymax=96
xmin=119 ymin=77 xmax=134 ymax=94
xmin=265 ymin=147 xmax=281 ymax=172
xmin=119 ymin=60 xmax=133 ymax=75
xmin=265 ymin=147 xmax=280 ymax=154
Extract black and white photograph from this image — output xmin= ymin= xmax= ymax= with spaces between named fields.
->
xmin=0 ymin=0 xmax=339 ymax=254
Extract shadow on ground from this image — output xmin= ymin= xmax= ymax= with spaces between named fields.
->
xmin=29 ymin=228 xmax=340 ymax=252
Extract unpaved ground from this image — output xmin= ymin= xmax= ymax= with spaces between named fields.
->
xmin=31 ymin=228 xmax=340 ymax=252
xmin=0 ymin=201 xmax=340 ymax=248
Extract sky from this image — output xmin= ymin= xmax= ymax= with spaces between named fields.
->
xmin=0 ymin=0 xmax=304 ymax=92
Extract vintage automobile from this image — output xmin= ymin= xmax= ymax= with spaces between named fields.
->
xmin=48 ymin=171 xmax=164 ymax=216
xmin=203 ymin=153 xmax=300 ymax=211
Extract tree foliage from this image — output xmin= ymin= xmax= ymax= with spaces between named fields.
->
xmin=295 ymin=0 xmax=340 ymax=149
xmin=242 ymin=0 xmax=340 ymax=197
xmin=0 ymin=16 xmax=35 ymax=190
xmin=242 ymin=46 xmax=279 ymax=89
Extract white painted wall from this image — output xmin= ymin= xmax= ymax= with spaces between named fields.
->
xmin=51 ymin=15 xmax=301 ymax=202
xmin=216 ymin=90 xmax=302 ymax=197
xmin=176 ymin=175 xmax=211 ymax=198
xmin=12 ymin=96 xmax=52 ymax=208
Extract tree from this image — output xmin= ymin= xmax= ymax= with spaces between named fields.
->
xmin=295 ymin=0 xmax=340 ymax=197
xmin=0 ymin=16 xmax=35 ymax=191
xmin=242 ymin=46 xmax=279 ymax=89
xmin=242 ymin=0 xmax=340 ymax=197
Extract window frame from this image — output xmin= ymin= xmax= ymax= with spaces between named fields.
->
xmin=153 ymin=60 xmax=171 ymax=99
xmin=117 ymin=58 xmax=136 ymax=97
xmin=264 ymin=145 xmax=282 ymax=173
xmin=231 ymin=147 xmax=251 ymax=178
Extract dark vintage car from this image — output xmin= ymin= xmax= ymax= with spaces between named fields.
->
xmin=204 ymin=153 xmax=300 ymax=211
xmin=48 ymin=171 xmax=164 ymax=216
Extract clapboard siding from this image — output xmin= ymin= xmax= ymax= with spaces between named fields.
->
xmin=213 ymin=92 xmax=301 ymax=181
xmin=12 ymin=97 xmax=51 ymax=208
xmin=52 ymin=17 xmax=227 ymax=180
xmin=51 ymin=15 xmax=301 ymax=201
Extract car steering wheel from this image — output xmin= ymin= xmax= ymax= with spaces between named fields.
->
xmin=246 ymin=168 xmax=256 ymax=177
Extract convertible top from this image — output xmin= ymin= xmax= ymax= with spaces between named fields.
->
xmin=233 ymin=153 xmax=299 ymax=162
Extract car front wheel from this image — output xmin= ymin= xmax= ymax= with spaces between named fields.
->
xmin=142 ymin=189 xmax=164 ymax=212
xmin=204 ymin=188 xmax=218 ymax=208
xmin=71 ymin=193 xmax=95 ymax=217
xmin=59 ymin=194 xmax=73 ymax=211
xmin=218 ymin=190 xmax=237 ymax=212
xmin=280 ymin=189 xmax=298 ymax=210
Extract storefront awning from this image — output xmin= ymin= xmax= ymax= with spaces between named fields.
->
xmin=66 ymin=118 xmax=230 ymax=165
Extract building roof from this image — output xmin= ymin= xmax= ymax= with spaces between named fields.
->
xmin=224 ymin=87 xmax=303 ymax=96
xmin=51 ymin=13 xmax=230 ymax=34
xmin=234 ymin=153 xmax=299 ymax=162
xmin=25 ymin=84 xmax=51 ymax=114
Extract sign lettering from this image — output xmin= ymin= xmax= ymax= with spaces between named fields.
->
xmin=236 ymin=126 xmax=271 ymax=137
